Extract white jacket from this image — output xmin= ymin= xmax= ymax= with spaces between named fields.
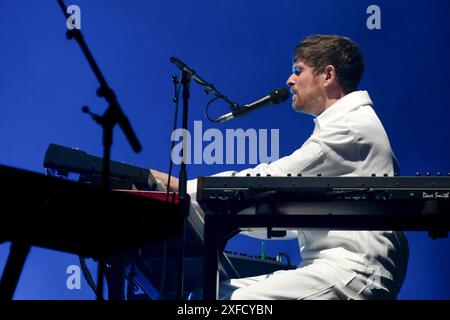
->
xmin=187 ymin=91 xmax=409 ymax=296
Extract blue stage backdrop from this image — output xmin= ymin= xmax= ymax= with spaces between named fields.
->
xmin=0 ymin=0 xmax=449 ymax=299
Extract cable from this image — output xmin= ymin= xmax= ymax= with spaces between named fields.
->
xmin=156 ymin=71 xmax=184 ymax=298
xmin=166 ymin=72 xmax=183 ymax=203
xmin=276 ymin=252 xmax=292 ymax=267
xmin=204 ymin=96 xmax=222 ymax=123
xmin=45 ymin=170 xmax=100 ymax=297
xmin=79 ymin=256 xmax=98 ymax=295
xmin=159 ymin=240 xmax=168 ymax=296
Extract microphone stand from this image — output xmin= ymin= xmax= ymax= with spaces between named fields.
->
xmin=56 ymin=0 xmax=142 ymax=300
xmin=175 ymin=70 xmax=191 ymax=300
xmin=170 ymin=57 xmax=237 ymax=299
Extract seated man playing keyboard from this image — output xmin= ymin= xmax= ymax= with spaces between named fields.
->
xmin=151 ymin=34 xmax=409 ymax=300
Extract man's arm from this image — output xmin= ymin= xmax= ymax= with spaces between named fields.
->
xmin=150 ymin=169 xmax=179 ymax=192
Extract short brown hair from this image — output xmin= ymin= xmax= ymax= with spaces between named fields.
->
xmin=294 ymin=35 xmax=365 ymax=94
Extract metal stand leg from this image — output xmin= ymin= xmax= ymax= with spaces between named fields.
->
xmin=105 ymin=256 xmax=127 ymax=300
xmin=203 ymin=217 xmax=222 ymax=300
xmin=0 ymin=241 xmax=31 ymax=300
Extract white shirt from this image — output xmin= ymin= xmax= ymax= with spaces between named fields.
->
xmin=187 ymin=90 xmax=409 ymax=295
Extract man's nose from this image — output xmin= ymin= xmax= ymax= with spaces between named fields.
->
xmin=286 ymin=74 xmax=295 ymax=86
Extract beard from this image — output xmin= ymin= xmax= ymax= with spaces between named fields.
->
xmin=291 ymin=88 xmax=323 ymax=116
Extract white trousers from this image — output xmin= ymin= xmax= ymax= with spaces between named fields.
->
xmin=218 ymin=259 xmax=397 ymax=300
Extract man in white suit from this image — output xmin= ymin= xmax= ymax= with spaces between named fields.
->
xmin=152 ymin=34 xmax=409 ymax=299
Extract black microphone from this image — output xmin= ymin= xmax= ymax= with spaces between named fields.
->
xmin=216 ymin=88 xmax=290 ymax=123
xmin=170 ymin=56 xmax=207 ymax=86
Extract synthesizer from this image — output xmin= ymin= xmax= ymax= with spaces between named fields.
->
xmin=196 ymin=175 xmax=450 ymax=299
xmin=197 ymin=175 xmax=450 ymax=201
xmin=197 ymin=175 xmax=450 ymax=218
xmin=42 ymin=144 xmax=296 ymax=299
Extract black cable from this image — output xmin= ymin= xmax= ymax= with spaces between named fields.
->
xmin=276 ymin=252 xmax=292 ymax=267
xmin=159 ymin=240 xmax=168 ymax=296
xmin=157 ymin=72 xmax=183 ymax=298
xmin=78 ymin=256 xmax=98 ymax=295
xmin=167 ymin=72 xmax=183 ymax=203
xmin=205 ymin=96 xmax=222 ymax=123
xmin=45 ymin=170 xmax=100 ymax=297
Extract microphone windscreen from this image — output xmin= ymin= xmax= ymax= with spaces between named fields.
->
xmin=270 ymin=88 xmax=290 ymax=104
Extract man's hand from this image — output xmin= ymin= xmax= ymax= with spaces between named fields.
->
xmin=150 ymin=169 xmax=180 ymax=192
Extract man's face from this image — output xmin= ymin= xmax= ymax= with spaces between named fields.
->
xmin=286 ymin=60 xmax=325 ymax=115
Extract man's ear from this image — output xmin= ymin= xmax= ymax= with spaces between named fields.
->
xmin=322 ymin=65 xmax=339 ymax=90
xmin=324 ymin=65 xmax=336 ymax=81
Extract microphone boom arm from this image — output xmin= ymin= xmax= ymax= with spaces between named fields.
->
xmin=57 ymin=0 xmax=142 ymax=154
xmin=170 ymin=57 xmax=239 ymax=109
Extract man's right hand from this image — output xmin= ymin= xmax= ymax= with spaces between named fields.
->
xmin=150 ymin=169 xmax=180 ymax=192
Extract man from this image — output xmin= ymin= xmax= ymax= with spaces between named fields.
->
xmin=152 ymin=34 xmax=409 ymax=299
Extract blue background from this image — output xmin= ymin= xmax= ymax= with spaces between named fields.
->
xmin=0 ymin=0 xmax=449 ymax=299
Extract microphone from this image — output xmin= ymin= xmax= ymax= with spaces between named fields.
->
xmin=170 ymin=56 xmax=207 ymax=86
xmin=216 ymin=87 xmax=290 ymax=123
